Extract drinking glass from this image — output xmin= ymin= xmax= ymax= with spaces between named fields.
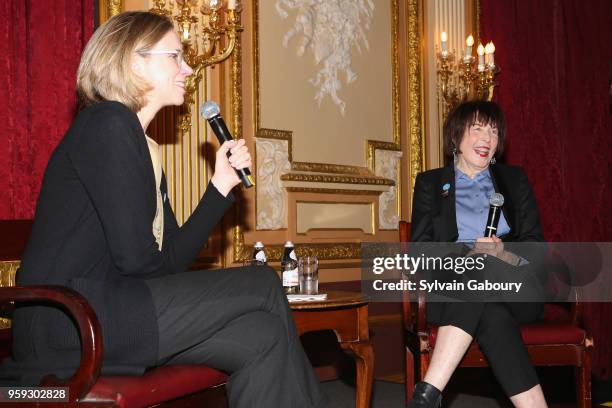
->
xmin=298 ymin=256 xmax=319 ymax=295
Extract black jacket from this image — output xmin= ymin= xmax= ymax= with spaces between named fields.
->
xmin=3 ymin=101 xmax=234 ymax=385
xmin=411 ymin=164 xmax=544 ymax=243
xmin=410 ymin=164 xmax=546 ymax=283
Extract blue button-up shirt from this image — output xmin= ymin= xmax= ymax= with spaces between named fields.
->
xmin=455 ymin=166 xmax=510 ymax=242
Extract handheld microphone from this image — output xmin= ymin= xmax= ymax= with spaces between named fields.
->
xmin=201 ymin=101 xmax=255 ymax=188
xmin=484 ymin=193 xmax=504 ymax=237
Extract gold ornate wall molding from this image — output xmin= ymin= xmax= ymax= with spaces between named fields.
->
xmin=0 ymin=261 xmax=19 ymax=329
xmin=251 ymin=0 xmax=403 ymax=220
xmin=229 ymin=0 xmax=425 ymax=264
xmin=253 ymin=0 xmax=402 ymax=163
xmin=292 ymin=162 xmax=375 ymax=177
xmin=285 ymin=187 xmax=381 ymax=196
xmin=280 ymin=173 xmax=394 ymax=186
xmin=375 ymin=149 xmax=403 ymax=230
xmin=98 ymin=0 xmax=123 ymax=23
xmin=233 ymin=225 xmax=361 ymax=263
xmin=407 ymin=0 xmax=426 ymax=196
xmin=255 ymin=131 xmax=395 ymax=234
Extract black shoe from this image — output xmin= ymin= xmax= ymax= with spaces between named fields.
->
xmin=408 ymin=381 xmax=442 ymax=407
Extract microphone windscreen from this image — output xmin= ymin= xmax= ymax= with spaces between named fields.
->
xmin=201 ymin=101 xmax=220 ymax=119
xmin=489 ymin=192 xmax=505 ymax=207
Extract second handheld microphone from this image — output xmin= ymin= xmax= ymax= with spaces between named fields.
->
xmin=484 ymin=193 xmax=505 ymax=237
xmin=201 ymin=101 xmax=255 ymax=188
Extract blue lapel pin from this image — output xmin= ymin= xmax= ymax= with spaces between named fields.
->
xmin=441 ymin=183 xmax=451 ymax=198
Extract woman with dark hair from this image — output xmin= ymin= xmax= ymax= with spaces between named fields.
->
xmin=408 ymin=100 xmax=548 ymax=407
xmin=2 ymin=11 xmax=326 ymax=408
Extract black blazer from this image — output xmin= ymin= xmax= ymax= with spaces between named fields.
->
xmin=411 ymin=164 xmax=544 ymax=244
xmin=3 ymin=101 xmax=234 ymax=385
xmin=410 ymin=164 xmax=546 ymax=284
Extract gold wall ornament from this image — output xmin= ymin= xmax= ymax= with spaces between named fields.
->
xmin=406 ymin=0 xmax=426 ymax=201
xmin=280 ymin=173 xmax=395 ymax=186
xmin=233 ymin=225 xmax=361 ymax=263
xmin=108 ymin=0 xmax=122 ymax=16
xmin=0 ymin=261 xmax=17 ymax=288
xmin=98 ymin=0 xmax=123 ymax=23
xmin=292 ymin=162 xmax=375 ymax=177
xmin=285 ymin=187 xmax=382 ymax=196
xmin=233 ymin=0 xmax=425 ymax=264
xmin=252 ymin=0 xmax=402 ymax=167
xmin=391 ymin=0 xmax=401 ymax=146
xmin=0 ymin=261 xmax=19 ymax=329
xmin=366 ymin=140 xmax=401 ymax=172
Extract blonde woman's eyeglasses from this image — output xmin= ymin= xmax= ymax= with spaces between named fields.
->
xmin=137 ymin=50 xmax=185 ymax=67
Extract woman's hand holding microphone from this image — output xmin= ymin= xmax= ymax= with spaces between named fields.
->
xmin=211 ymin=139 xmax=252 ymax=197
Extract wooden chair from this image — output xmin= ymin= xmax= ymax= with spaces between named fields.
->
xmin=0 ymin=285 xmax=228 ymax=407
xmin=0 ymin=219 xmax=228 ymax=408
xmin=399 ymin=220 xmax=594 ymax=408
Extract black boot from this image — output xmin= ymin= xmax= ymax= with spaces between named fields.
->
xmin=408 ymin=381 xmax=442 ymax=407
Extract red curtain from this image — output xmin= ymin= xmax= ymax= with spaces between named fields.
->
xmin=482 ymin=0 xmax=612 ymax=379
xmin=0 ymin=0 xmax=94 ymax=219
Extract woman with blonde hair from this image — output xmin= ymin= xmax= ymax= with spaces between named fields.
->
xmin=3 ymin=11 xmax=326 ymax=408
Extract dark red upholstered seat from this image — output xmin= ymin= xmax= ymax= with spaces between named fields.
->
xmin=84 ymin=366 xmax=227 ymax=408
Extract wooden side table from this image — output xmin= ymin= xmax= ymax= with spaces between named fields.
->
xmin=290 ymin=291 xmax=374 ymax=408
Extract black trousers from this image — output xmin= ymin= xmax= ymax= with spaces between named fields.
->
xmin=145 ymin=265 xmax=327 ymax=408
xmin=428 ymin=301 xmax=543 ymax=397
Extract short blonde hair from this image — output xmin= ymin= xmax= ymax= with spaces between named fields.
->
xmin=77 ymin=11 xmax=174 ymax=112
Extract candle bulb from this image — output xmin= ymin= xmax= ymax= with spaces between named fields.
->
xmin=228 ymin=0 xmax=237 ymax=10
xmin=477 ymin=43 xmax=485 ymax=71
xmin=465 ymin=35 xmax=474 ymax=60
xmin=488 ymin=41 xmax=495 ymax=67
xmin=440 ymin=31 xmax=448 ymax=54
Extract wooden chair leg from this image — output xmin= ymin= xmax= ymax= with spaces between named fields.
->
xmin=419 ymin=351 xmax=430 ymax=382
xmin=576 ymin=346 xmax=592 ymax=408
xmin=405 ymin=346 xmax=415 ymax=406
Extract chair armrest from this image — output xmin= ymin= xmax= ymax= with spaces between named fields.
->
xmin=0 ymin=285 xmax=103 ymax=401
